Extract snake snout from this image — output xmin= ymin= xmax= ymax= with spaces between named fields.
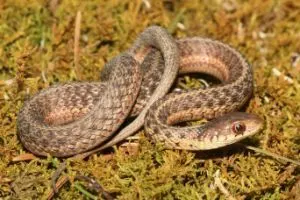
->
xmin=236 ymin=113 xmax=264 ymax=137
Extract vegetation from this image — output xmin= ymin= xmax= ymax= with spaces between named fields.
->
xmin=0 ymin=0 xmax=299 ymax=199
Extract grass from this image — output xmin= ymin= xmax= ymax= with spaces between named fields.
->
xmin=0 ymin=0 xmax=299 ymax=199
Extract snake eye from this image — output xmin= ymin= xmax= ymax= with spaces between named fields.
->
xmin=232 ymin=122 xmax=246 ymax=135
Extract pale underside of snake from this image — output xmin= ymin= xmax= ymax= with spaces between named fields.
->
xmin=17 ymin=26 xmax=263 ymax=157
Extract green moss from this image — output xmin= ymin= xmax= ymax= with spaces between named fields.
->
xmin=0 ymin=0 xmax=299 ymax=199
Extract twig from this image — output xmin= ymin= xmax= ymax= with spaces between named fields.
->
xmin=47 ymin=175 xmax=69 ymax=200
xmin=244 ymin=145 xmax=300 ymax=166
xmin=51 ymin=161 xmax=67 ymax=193
xmin=213 ymin=170 xmax=236 ymax=200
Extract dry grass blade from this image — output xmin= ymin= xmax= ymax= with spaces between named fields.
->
xmin=12 ymin=153 xmax=37 ymax=162
xmin=74 ymin=10 xmax=81 ymax=79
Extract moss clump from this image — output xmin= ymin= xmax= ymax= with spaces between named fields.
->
xmin=0 ymin=0 xmax=299 ymax=199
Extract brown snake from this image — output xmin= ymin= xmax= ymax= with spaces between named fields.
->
xmin=17 ymin=26 xmax=263 ymax=157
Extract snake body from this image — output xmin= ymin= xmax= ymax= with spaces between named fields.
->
xmin=17 ymin=26 xmax=263 ymax=157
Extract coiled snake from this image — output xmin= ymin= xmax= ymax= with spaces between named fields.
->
xmin=17 ymin=26 xmax=263 ymax=157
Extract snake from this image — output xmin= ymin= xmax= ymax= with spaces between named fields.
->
xmin=17 ymin=26 xmax=263 ymax=157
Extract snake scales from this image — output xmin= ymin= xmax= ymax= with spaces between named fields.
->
xmin=17 ymin=26 xmax=263 ymax=157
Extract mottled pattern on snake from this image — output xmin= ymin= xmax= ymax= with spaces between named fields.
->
xmin=18 ymin=26 xmax=179 ymax=157
xmin=18 ymin=55 xmax=142 ymax=156
xmin=17 ymin=26 xmax=263 ymax=157
xmin=145 ymin=38 xmax=261 ymax=150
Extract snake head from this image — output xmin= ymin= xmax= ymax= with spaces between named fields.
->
xmin=201 ymin=112 xmax=264 ymax=149
xmin=156 ymin=112 xmax=264 ymax=151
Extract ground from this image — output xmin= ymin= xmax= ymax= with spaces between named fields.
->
xmin=0 ymin=0 xmax=299 ymax=199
